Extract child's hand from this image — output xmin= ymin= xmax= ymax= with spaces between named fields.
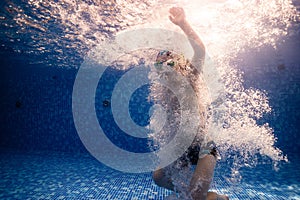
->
xmin=169 ymin=7 xmax=186 ymax=26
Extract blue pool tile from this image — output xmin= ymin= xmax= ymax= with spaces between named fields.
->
xmin=0 ymin=150 xmax=299 ymax=199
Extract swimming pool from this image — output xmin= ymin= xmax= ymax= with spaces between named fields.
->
xmin=0 ymin=0 xmax=300 ymax=199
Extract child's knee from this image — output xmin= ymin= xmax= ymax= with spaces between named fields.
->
xmin=152 ymin=169 xmax=164 ymax=186
xmin=153 ymin=168 xmax=174 ymax=190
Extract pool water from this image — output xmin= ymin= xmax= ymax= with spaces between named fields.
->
xmin=1 ymin=0 xmax=300 ymax=199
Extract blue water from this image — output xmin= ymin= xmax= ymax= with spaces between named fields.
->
xmin=0 ymin=0 xmax=300 ymax=199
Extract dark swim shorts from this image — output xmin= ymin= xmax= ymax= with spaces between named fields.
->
xmin=185 ymin=145 xmax=201 ymax=165
xmin=180 ymin=141 xmax=218 ymax=166
xmin=176 ymin=145 xmax=200 ymax=167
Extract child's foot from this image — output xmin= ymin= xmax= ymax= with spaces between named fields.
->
xmin=216 ymin=194 xmax=229 ymax=200
xmin=207 ymin=192 xmax=229 ymax=200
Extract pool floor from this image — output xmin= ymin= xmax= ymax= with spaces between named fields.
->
xmin=0 ymin=150 xmax=299 ymax=200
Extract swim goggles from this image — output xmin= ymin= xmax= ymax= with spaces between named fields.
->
xmin=155 ymin=50 xmax=175 ymax=68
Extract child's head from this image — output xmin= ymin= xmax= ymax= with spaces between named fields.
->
xmin=155 ymin=50 xmax=191 ymax=75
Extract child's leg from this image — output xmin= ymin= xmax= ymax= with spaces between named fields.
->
xmin=152 ymin=167 xmax=175 ymax=191
xmin=189 ymin=154 xmax=217 ymax=199
xmin=152 ymin=158 xmax=189 ymax=191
